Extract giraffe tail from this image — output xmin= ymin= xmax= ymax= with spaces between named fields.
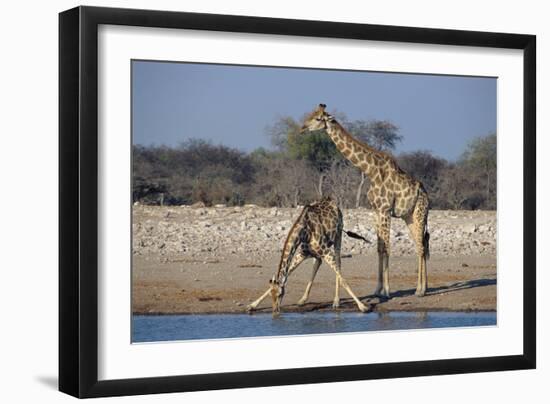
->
xmin=344 ymin=230 xmax=370 ymax=244
xmin=423 ymin=226 xmax=430 ymax=260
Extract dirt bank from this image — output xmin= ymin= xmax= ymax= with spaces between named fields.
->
xmin=132 ymin=205 xmax=496 ymax=314
xmin=132 ymin=206 xmax=496 ymax=314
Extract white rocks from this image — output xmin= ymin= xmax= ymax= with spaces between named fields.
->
xmin=132 ymin=207 xmax=496 ymax=260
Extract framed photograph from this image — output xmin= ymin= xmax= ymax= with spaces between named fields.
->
xmin=59 ymin=6 xmax=536 ymax=398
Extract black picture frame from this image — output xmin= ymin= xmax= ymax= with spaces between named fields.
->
xmin=59 ymin=5 xmax=536 ymax=398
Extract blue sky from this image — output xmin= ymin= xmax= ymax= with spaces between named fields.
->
xmin=132 ymin=60 xmax=496 ymax=161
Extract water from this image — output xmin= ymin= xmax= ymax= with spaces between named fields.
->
xmin=132 ymin=311 xmax=496 ymax=343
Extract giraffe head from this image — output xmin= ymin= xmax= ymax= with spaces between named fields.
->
xmin=269 ymin=275 xmax=284 ymax=315
xmin=300 ymin=103 xmax=334 ymax=133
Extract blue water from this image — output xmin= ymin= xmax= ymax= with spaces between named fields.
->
xmin=132 ymin=311 xmax=496 ymax=343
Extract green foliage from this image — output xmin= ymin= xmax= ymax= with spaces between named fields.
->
xmin=266 ymin=115 xmax=403 ymax=172
xmin=287 ymin=130 xmax=341 ymax=170
xmin=266 ymin=115 xmax=341 ymax=171
xmin=133 ymin=115 xmax=497 ymax=210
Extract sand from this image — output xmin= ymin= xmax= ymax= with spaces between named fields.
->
xmin=132 ymin=253 xmax=496 ymax=314
xmin=132 ymin=206 xmax=496 ymax=314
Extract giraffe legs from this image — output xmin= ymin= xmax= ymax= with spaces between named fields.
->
xmin=246 ymin=288 xmax=271 ymax=312
xmin=297 ymin=258 xmax=322 ymax=306
xmin=246 ymin=253 xmax=307 ymax=312
xmin=332 ymin=224 xmax=343 ymax=309
xmin=332 ymin=274 xmax=340 ymax=309
xmin=323 ymin=252 xmax=368 ymax=313
xmin=405 ymin=198 xmax=429 ymax=297
xmin=374 ymin=211 xmax=391 ymax=298
xmin=416 ymin=255 xmax=428 ymax=297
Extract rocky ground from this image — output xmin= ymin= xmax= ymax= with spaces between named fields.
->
xmin=132 ymin=205 xmax=497 ymax=314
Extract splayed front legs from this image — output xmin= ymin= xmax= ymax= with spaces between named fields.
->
xmin=246 ymin=288 xmax=272 ymax=312
xmin=297 ymin=258 xmax=322 ymax=305
xmin=247 ymin=254 xmax=366 ymax=313
xmin=296 ymin=257 xmax=345 ymax=309
xmin=246 ymin=253 xmax=306 ymax=312
xmin=323 ymin=253 xmax=368 ymax=313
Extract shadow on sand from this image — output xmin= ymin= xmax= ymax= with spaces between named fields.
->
xmin=276 ymin=277 xmax=497 ymax=313
xmin=390 ymin=278 xmax=496 ymax=298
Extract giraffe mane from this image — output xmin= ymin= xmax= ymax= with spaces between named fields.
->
xmin=330 ymin=118 xmax=409 ymax=175
xmin=275 ymin=205 xmax=309 ymax=280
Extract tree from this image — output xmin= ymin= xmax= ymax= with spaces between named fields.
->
xmin=436 ymin=163 xmax=487 ymax=210
xmin=347 ymin=120 xmax=403 ymax=152
xmin=132 ymin=129 xmax=496 ymax=210
xmin=461 ymin=133 xmax=496 ymax=207
xmin=397 ymin=151 xmax=447 ymax=189
xmin=265 ymin=116 xmax=341 ymax=197
xmin=132 ymin=141 xmax=258 ymax=206
xmin=265 ymin=116 xmax=299 ymax=152
xmin=291 ymin=132 xmax=341 ymax=197
xmin=323 ymin=160 xmax=362 ymax=209
xmin=250 ymin=150 xmax=318 ymax=207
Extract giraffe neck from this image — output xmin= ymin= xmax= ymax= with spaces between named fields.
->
xmin=325 ymin=121 xmax=383 ymax=178
xmin=276 ymin=208 xmax=306 ymax=285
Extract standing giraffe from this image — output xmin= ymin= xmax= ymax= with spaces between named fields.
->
xmin=300 ymin=104 xmax=430 ymax=297
xmin=247 ymin=197 xmax=368 ymax=314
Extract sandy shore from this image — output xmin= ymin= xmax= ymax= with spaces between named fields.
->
xmin=132 ymin=206 xmax=496 ymax=314
xmin=132 ymin=253 xmax=496 ymax=314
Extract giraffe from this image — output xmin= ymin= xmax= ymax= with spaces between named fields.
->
xmin=246 ymin=197 xmax=369 ymax=315
xmin=300 ymin=104 xmax=430 ymax=298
